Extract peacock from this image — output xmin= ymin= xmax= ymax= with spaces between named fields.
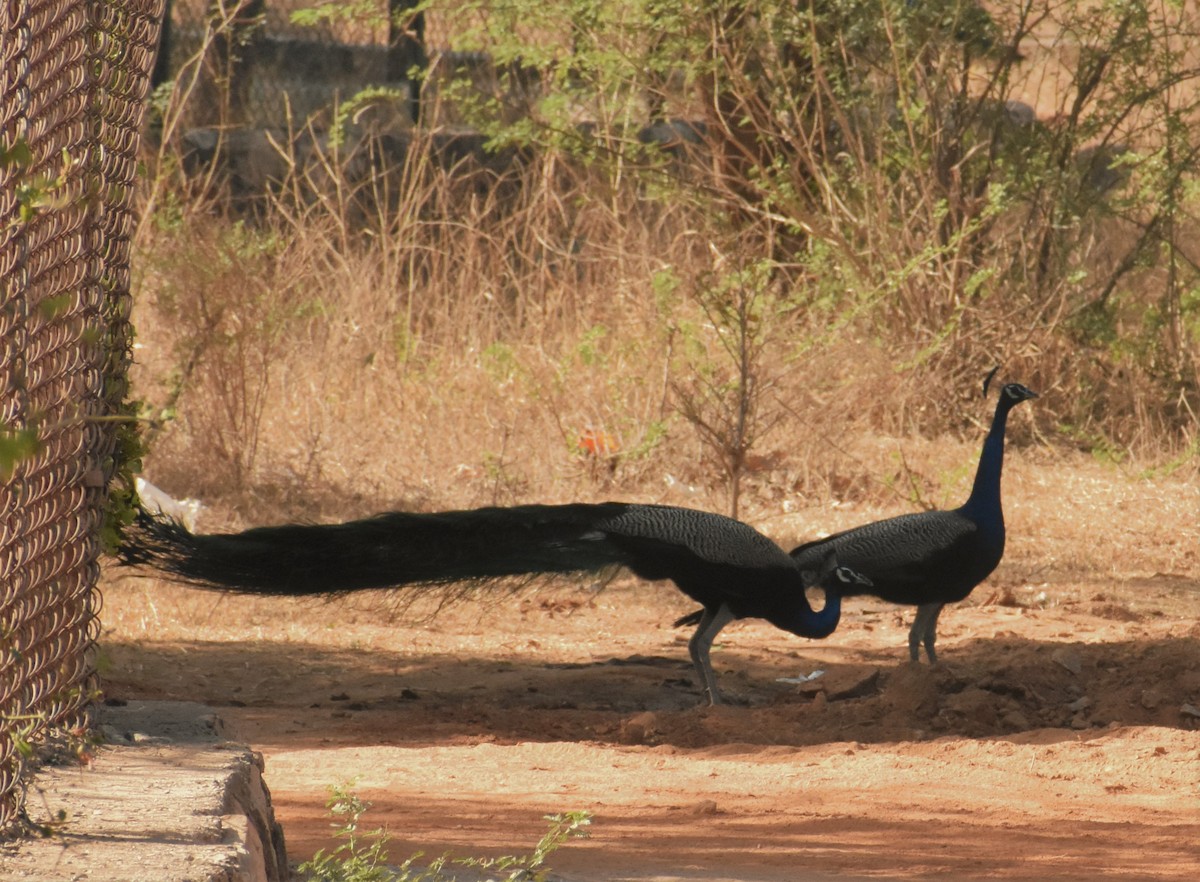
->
xmin=120 ymin=501 xmax=870 ymax=704
xmin=788 ymin=372 xmax=1037 ymax=663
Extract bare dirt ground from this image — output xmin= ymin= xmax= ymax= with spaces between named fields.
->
xmin=98 ymin=456 xmax=1200 ymax=881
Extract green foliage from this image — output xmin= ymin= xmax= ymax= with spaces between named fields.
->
xmin=300 ymin=786 xmax=395 ymax=882
xmin=291 ymin=0 xmax=392 ymax=30
xmin=99 ymin=405 xmax=145 ymax=554
xmin=650 ymin=267 xmax=682 ymax=317
xmin=274 ymin=0 xmax=1200 ymax=451
xmin=328 ymin=85 xmax=412 ymax=149
xmin=481 ymin=342 xmax=519 ymax=385
xmin=1 ymin=137 xmax=143 ymax=550
xmin=0 ymin=427 xmax=41 ymax=481
xmin=616 ymin=419 xmax=668 ymax=462
xmin=297 ymin=784 xmax=590 ymax=882
xmin=455 ymin=810 xmax=591 ymax=881
xmin=0 ymin=138 xmax=33 ymax=169
xmin=139 ymin=0 xmax=1200 ymax=493
xmin=1 ymin=140 xmax=76 ymax=224
xmin=574 ymin=323 xmax=609 ymax=367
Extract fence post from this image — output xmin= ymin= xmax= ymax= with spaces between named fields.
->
xmin=0 ymin=0 xmax=164 ymax=833
xmin=388 ymin=0 xmax=428 ymax=124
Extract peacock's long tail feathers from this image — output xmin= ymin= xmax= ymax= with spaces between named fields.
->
xmin=119 ymin=502 xmax=634 ymax=598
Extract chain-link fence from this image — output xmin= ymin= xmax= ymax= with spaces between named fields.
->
xmin=1 ymin=0 xmax=163 ymax=833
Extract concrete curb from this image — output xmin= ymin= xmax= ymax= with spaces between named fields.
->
xmin=1 ymin=701 xmax=288 ymax=881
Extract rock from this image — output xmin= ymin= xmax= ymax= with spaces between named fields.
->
xmin=881 ymin=663 xmax=942 ymax=719
xmin=821 ymin=665 xmax=881 ymax=702
xmin=943 ymin=687 xmax=1001 ymax=729
xmin=1179 ymin=703 xmax=1200 ymax=719
xmin=1067 ymin=696 xmax=1092 ymax=712
xmin=1140 ymin=689 xmax=1164 ymax=711
xmin=619 ymin=711 xmax=659 ymax=745
xmin=1002 ymin=710 xmax=1030 ymax=730
xmin=1052 ymin=647 xmax=1083 ymax=675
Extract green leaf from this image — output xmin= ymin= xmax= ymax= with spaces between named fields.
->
xmin=0 ymin=427 xmax=41 ymax=479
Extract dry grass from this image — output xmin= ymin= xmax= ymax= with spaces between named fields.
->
xmin=129 ymin=135 xmax=1198 ymax=528
xmin=129 ymin=0 xmax=1200 ymax=524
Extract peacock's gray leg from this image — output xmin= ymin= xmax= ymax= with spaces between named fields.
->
xmin=688 ymin=603 xmax=736 ymax=705
xmin=908 ymin=602 xmax=944 ymax=663
xmin=921 ymin=603 xmax=944 ymax=663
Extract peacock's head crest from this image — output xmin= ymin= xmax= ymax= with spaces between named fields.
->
xmin=983 ymin=367 xmax=1038 ymax=405
xmin=804 ymin=552 xmax=872 ymax=591
xmin=834 ymin=565 xmax=872 ymax=588
xmin=1001 ymin=382 xmax=1038 ymax=404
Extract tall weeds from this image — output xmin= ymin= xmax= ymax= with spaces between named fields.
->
xmin=131 ymin=0 xmax=1199 ymax=520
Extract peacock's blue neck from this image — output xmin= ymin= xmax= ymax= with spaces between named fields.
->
xmin=810 ymin=590 xmax=842 ymax=637
xmin=960 ymin=396 xmax=1014 ymax=526
xmin=776 ymin=585 xmax=841 ymax=638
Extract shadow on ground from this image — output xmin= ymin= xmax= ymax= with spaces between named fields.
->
xmin=101 ymin=631 xmax=1200 ymax=751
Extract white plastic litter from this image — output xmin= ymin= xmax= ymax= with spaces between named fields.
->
xmin=776 ymin=670 xmax=825 ymax=684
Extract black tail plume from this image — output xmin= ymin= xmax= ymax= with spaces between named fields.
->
xmin=119 ymin=502 xmax=634 ymax=597
xmin=121 ymin=500 xmax=864 ymax=705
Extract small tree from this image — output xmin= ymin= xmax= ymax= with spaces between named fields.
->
xmin=671 ymin=251 xmax=793 ymax=517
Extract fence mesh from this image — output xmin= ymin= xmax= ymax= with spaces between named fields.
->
xmin=0 ymin=0 xmax=163 ymax=833
xmin=160 ymin=1 xmax=448 ymax=130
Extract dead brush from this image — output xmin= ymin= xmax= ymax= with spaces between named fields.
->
xmin=132 ymin=0 xmax=1200 ymax=524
